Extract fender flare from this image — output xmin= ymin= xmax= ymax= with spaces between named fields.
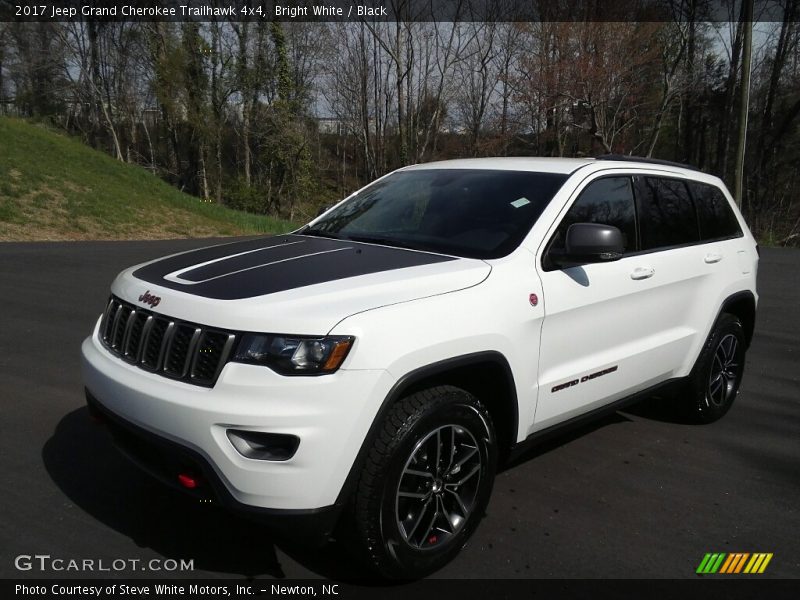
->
xmin=332 ymin=351 xmax=518 ymax=509
xmin=717 ymin=290 xmax=757 ymax=348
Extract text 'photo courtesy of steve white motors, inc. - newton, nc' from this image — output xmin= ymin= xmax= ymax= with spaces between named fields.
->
xmin=15 ymin=583 xmax=342 ymax=597
xmin=8 ymin=1 xmax=390 ymax=19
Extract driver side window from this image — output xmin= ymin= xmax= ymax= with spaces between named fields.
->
xmin=550 ymin=176 xmax=638 ymax=253
xmin=345 ymin=178 xmax=431 ymax=233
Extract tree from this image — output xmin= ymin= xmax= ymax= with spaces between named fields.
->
xmin=733 ymin=0 xmax=753 ymax=208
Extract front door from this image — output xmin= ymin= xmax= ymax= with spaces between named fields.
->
xmin=534 ymin=175 xmax=692 ymax=431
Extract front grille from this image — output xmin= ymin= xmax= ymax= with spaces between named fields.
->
xmin=98 ymin=296 xmax=236 ymax=387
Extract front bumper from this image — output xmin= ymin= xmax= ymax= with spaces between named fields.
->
xmin=80 ymin=318 xmax=394 ymax=513
xmin=85 ymin=390 xmax=341 ymax=542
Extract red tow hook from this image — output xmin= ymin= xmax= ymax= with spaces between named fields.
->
xmin=177 ymin=473 xmax=199 ymax=489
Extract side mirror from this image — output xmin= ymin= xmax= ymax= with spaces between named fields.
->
xmin=552 ymin=223 xmax=624 ymax=267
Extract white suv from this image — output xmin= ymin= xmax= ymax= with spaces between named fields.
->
xmin=81 ymin=156 xmax=758 ymax=577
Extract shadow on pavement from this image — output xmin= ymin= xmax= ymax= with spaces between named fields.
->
xmin=619 ymin=393 xmax=695 ymax=425
xmin=43 ymin=391 xmax=736 ymax=580
xmin=41 ymin=407 xmax=374 ymax=581
xmin=503 ymin=387 xmax=709 ymax=473
xmin=502 ymin=411 xmax=633 ymax=472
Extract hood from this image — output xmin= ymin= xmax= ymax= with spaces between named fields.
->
xmin=112 ymin=234 xmax=491 ymax=334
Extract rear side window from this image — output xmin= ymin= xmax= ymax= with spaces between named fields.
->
xmin=636 ymin=177 xmax=699 ymax=251
xmin=688 ymin=182 xmax=743 ymax=241
xmin=550 ymin=177 xmax=637 ymax=253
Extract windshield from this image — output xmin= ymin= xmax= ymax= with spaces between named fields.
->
xmin=300 ymin=169 xmax=568 ymax=259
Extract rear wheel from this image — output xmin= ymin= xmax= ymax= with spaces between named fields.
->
xmin=682 ymin=313 xmax=746 ymax=423
xmin=352 ymin=386 xmax=496 ymax=578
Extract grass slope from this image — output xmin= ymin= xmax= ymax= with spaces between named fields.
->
xmin=0 ymin=118 xmax=295 ymax=241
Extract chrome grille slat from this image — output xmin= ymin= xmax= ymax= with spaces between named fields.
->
xmin=181 ymin=328 xmax=203 ymax=378
xmin=162 ymin=323 xmax=194 ymax=377
xmin=120 ymin=309 xmax=138 ymax=357
xmin=97 ymin=295 xmax=234 ymax=388
xmin=107 ymin=303 xmax=123 ymax=345
xmin=111 ymin=306 xmax=132 ymax=349
xmin=158 ymin=322 xmax=177 ymax=372
xmin=212 ymin=335 xmax=237 ymax=383
xmin=131 ymin=315 xmax=153 ymax=364
xmin=123 ymin=313 xmax=149 ymax=362
xmin=141 ymin=317 xmax=169 ymax=370
xmin=101 ymin=298 xmax=117 ymax=341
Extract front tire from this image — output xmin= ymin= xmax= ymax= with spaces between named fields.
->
xmin=352 ymin=386 xmax=497 ymax=578
xmin=682 ymin=313 xmax=746 ymax=423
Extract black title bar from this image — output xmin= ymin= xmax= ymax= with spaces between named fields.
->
xmin=1 ymin=0 xmax=796 ymax=23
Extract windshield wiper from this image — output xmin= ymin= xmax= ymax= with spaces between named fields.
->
xmin=298 ymin=227 xmax=345 ymax=240
xmin=346 ymin=235 xmax=435 ymax=253
xmin=302 ymin=229 xmax=444 ymax=254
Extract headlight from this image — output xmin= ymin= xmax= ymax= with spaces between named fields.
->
xmin=232 ymin=334 xmax=354 ymax=375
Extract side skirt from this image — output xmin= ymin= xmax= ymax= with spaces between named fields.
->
xmin=507 ymin=377 xmax=686 ymax=463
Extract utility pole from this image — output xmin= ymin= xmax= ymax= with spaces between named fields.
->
xmin=734 ymin=0 xmax=754 ymax=209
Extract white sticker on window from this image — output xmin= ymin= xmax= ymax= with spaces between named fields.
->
xmin=511 ymin=197 xmax=531 ymax=208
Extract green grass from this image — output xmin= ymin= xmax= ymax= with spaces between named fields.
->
xmin=0 ymin=117 xmax=296 ymax=241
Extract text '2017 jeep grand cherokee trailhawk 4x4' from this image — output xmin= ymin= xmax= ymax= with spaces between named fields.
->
xmin=81 ymin=156 xmax=758 ymax=578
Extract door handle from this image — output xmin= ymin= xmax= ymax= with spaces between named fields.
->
xmin=630 ymin=266 xmax=655 ymax=280
xmin=704 ymin=253 xmax=723 ymax=264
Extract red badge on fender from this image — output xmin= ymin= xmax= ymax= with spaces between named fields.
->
xmin=529 ymin=293 xmax=539 ymax=306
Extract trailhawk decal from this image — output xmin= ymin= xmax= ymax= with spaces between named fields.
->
xmin=132 ymin=234 xmax=457 ymax=300
xmin=551 ymin=365 xmax=619 ymax=393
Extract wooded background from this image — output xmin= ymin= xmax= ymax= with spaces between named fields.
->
xmin=1 ymin=0 xmax=799 ymax=243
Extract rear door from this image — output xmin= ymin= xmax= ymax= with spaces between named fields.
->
xmin=683 ymin=179 xmax=748 ymax=357
xmin=632 ymin=176 xmax=744 ymax=377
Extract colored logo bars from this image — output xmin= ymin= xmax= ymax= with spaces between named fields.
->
xmin=696 ymin=553 xmax=773 ymax=574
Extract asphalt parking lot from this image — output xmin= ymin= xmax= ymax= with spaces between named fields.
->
xmin=0 ymin=239 xmax=798 ymax=581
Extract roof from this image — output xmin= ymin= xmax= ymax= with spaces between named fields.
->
xmin=595 ymin=154 xmax=700 ymax=171
xmin=402 ymin=156 xmax=707 ymax=178
xmin=402 ymin=157 xmax=595 ymax=175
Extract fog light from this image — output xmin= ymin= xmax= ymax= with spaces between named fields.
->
xmin=226 ymin=430 xmax=300 ymax=461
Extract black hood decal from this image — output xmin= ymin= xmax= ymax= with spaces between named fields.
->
xmin=132 ymin=235 xmax=457 ymax=300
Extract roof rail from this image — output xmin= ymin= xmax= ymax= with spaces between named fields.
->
xmin=594 ymin=154 xmax=700 ymax=172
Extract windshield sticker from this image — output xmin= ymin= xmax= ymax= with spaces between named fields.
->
xmin=510 ymin=197 xmax=531 ymax=208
